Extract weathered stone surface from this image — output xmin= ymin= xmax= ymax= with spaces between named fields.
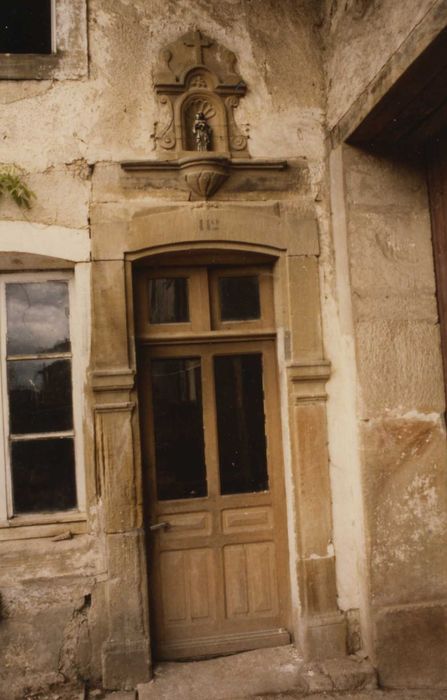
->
xmin=305 ymin=616 xmax=347 ymax=662
xmin=320 ymin=657 xmax=377 ymax=691
xmin=376 ymin=605 xmax=447 ymax=688
xmin=355 ymin=320 xmax=445 ymax=416
xmin=137 ymin=647 xmax=376 ymax=700
xmin=363 ymin=418 xmax=447 ymax=607
xmin=138 ymin=646 xmax=305 ymax=700
xmin=324 ymin=0 xmax=442 ymax=129
xmin=247 ymin=692 xmax=447 ymax=699
xmin=288 ymin=256 xmax=324 ymax=360
xmin=102 ymin=639 xmax=151 ymax=691
xmin=0 ymin=164 xmax=91 ymax=229
xmin=348 ymin=208 xmax=435 ymax=299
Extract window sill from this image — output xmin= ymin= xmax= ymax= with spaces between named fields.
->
xmin=0 ymin=510 xmax=87 ymax=541
xmin=0 ymin=53 xmax=60 ymax=80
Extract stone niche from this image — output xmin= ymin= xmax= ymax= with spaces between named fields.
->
xmin=121 ymin=29 xmax=286 ymax=199
xmin=154 ymin=29 xmax=249 ymax=157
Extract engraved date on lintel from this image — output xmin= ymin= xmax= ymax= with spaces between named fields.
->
xmin=199 ymin=218 xmax=220 ymax=232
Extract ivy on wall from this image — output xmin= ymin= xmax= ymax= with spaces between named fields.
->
xmin=0 ymin=166 xmax=35 ymax=209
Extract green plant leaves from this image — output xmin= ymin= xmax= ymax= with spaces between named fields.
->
xmin=0 ymin=167 xmax=35 ymax=209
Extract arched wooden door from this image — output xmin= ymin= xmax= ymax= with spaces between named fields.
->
xmin=135 ymin=261 xmax=291 ymax=659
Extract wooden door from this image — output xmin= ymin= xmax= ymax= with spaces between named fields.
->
xmin=136 ymin=263 xmax=290 ymax=660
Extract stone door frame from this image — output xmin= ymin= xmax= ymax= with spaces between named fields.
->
xmin=90 ymin=202 xmax=345 ymax=689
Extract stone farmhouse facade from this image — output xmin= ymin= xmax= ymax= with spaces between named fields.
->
xmin=1 ymin=1 xmax=447 ymax=697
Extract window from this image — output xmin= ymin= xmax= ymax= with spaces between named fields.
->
xmin=0 ymin=272 xmax=83 ymax=521
xmin=0 ymin=1 xmax=53 ymax=55
xmin=0 ymin=0 xmax=87 ymax=81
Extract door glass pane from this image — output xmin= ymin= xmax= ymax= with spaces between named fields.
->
xmin=151 ymin=358 xmax=207 ymax=500
xmin=6 ymin=281 xmax=70 ymax=355
xmin=214 ymin=354 xmax=269 ymax=494
xmin=219 ymin=276 xmax=260 ymax=321
xmin=7 ymin=359 xmax=73 ymax=434
xmin=11 ymin=438 xmax=76 ymax=514
xmin=149 ymin=278 xmax=189 ymax=324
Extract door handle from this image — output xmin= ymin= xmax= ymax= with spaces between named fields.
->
xmin=149 ymin=521 xmax=170 ymax=532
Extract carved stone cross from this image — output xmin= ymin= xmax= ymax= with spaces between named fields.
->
xmin=184 ymin=30 xmax=212 ymax=64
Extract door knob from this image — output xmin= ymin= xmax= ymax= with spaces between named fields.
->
xmin=149 ymin=521 xmax=170 ymax=532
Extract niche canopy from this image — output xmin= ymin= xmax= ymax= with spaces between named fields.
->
xmin=121 ymin=29 xmax=286 ymax=199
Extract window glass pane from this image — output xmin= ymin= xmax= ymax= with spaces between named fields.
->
xmin=6 ymin=282 xmax=70 ymax=355
xmin=149 ymin=278 xmax=189 ymax=324
xmin=0 ymin=0 xmax=52 ymax=54
xmin=219 ymin=276 xmax=260 ymax=321
xmin=11 ymin=438 xmax=76 ymax=514
xmin=151 ymin=358 xmax=206 ymax=500
xmin=7 ymin=359 xmax=73 ymax=434
xmin=214 ymin=354 xmax=268 ymax=494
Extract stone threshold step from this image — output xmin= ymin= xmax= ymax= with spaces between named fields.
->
xmin=136 ymin=646 xmax=377 ymax=700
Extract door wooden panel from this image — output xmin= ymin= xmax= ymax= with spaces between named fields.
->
xmin=136 ymin=264 xmax=291 ymax=659
xmin=222 ymin=506 xmax=274 ymax=534
xmin=224 ymin=541 xmax=278 ymax=619
xmin=160 ymin=548 xmax=217 ymax=626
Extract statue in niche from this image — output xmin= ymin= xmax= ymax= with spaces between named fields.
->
xmin=192 ymin=111 xmax=212 ymax=151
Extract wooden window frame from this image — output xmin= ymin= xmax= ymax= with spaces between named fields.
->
xmin=135 ymin=267 xmax=210 ymax=336
xmin=135 ymin=264 xmax=276 ymax=343
xmin=0 ymin=271 xmax=86 ymax=525
xmin=209 ymin=265 xmax=274 ymax=332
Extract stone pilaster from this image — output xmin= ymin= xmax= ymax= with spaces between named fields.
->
xmin=91 ymin=260 xmax=151 ymax=690
xmin=287 ymin=361 xmax=346 ymax=659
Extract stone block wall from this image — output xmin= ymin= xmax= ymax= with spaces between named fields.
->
xmin=343 ymin=146 xmax=447 ymax=687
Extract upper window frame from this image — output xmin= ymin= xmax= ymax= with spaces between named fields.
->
xmin=0 ymin=0 xmax=88 ymax=81
xmin=0 ymin=270 xmax=86 ymax=526
xmin=134 ymin=264 xmax=275 ymax=342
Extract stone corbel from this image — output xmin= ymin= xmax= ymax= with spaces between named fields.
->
xmin=121 ymin=156 xmax=287 ymax=199
xmin=287 ymin=360 xmax=331 ymax=402
xmin=91 ymin=367 xmax=135 ymax=410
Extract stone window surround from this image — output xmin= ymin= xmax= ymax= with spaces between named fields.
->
xmin=0 ymin=0 xmax=88 ymax=81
